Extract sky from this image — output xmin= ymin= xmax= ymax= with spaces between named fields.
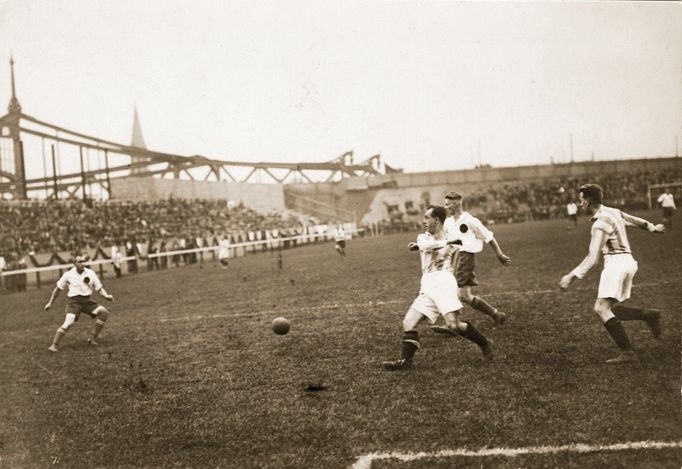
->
xmin=0 ymin=0 xmax=680 ymax=179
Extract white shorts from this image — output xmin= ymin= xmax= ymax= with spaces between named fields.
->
xmin=598 ymin=254 xmax=638 ymax=302
xmin=409 ymin=271 xmax=463 ymax=323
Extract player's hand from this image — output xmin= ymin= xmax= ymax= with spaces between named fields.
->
xmin=44 ymin=302 xmax=52 ymax=311
xmin=105 ymin=294 xmax=114 ymax=302
xmin=559 ymin=274 xmax=573 ymax=291
xmin=497 ymin=253 xmax=511 ymax=266
xmin=652 ymin=224 xmax=665 ymax=233
xmin=408 ymin=242 xmax=419 ymax=251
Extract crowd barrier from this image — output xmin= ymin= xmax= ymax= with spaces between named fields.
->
xmin=0 ymin=229 xmax=359 ymax=292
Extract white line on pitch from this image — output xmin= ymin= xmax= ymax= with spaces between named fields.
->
xmin=350 ymin=440 xmax=682 ymax=469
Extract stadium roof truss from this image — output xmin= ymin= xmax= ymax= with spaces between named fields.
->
xmin=0 ymin=58 xmax=401 ymax=200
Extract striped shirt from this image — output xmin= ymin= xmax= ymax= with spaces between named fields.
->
xmin=416 ymin=232 xmax=457 ymax=274
xmin=591 ymin=206 xmax=632 ymax=255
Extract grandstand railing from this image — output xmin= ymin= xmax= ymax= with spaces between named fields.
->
xmin=0 ymin=228 xmax=358 ymax=291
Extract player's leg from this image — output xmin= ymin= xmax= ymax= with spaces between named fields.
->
xmin=49 ymin=313 xmax=77 ymax=352
xmin=611 ymin=260 xmax=661 ymax=338
xmin=595 ymin=257 xmax=640 ymax=364
xmin=459 ymin=286 xmax=506 ymax=326
xmin=382 ymin=307 xmax=425 ymax=370
xmin=87 ymin=305 xmax=109 ymax=345
xmin=442 ymin=310 xmax=494 ymax=361
xmin=594 ymin=298 xmax=638 ymax=364
xmin=614 ymin=303 xmax=662 ymax=339
xmin=456 ymin=253 xmax=506 ymax=326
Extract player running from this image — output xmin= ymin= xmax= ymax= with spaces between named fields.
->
xmin=559 ymin=184 xmax=664 ymax=364
xmin=382 ymin=205 xmax=493 ymax=371
xmin=431 ymin=191 xmax=510 ymax=335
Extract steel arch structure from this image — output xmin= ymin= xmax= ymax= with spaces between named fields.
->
xmin=0 ymin=58 xmax=401 ymax=200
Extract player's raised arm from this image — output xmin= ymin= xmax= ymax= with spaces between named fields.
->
xmin=620 ymin=211 xmax=665 ymax=233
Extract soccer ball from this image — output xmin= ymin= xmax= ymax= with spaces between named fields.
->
xmin=272 ymin=317 xmax=290 ymax=335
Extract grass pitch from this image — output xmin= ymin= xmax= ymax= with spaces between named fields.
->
xmin=1 ymin=212 xmax=680 ymax=468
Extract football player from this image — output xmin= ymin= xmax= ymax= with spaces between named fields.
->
xmin=559 ymin=184 xmax=664 ymax=364
xmin=218 ymin=236 xmax=231 ymax=269
xmin=333 ymin=225 xmax=347 ymax=257
xmin=44 ymin=256 xmax=114 ymax=352
xmin=431 ymin=191 xmax=510 ymax=335
xmin=382 ymin=205 xmax=493 ymax=371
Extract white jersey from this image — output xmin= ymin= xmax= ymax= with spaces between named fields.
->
xmin=566 ymin=202 xmax=578 ymax=215
xmin=415 ymin=232 xmax=456 ymax=275
xmin=334 ymin=228 xmax=346 ymax=242
xmin=218 ymin=239 xmax=231 ymax=259
xmin=56 ymin=267 xmax=102 ymax=297
xmin=444 ymin=211 xmax=493 ymax=253
xmin=657 ymin=193 xmax=676 ymax=208
xmin=111 ymin=246 xmax=123 ymax=267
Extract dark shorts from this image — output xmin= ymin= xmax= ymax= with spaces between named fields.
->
xmin=454 ymin=251 xmax=478 ymax=287
xmin=663 ymin=207 xmax=674 ymax=218
xmin=569 ymin=214 xmax=577 ymax=221
xmin=65 ymin=295 xmax=101 ymax=320
xmin=335 ymin=240 xmax=346 ymax=248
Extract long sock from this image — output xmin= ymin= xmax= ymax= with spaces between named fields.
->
xmin=612 ymin=304 xmax=646 ymax=321
xmin=471 ymin=296 xmax=497 ymax=318
xmin=603 ymin=317 xmax=633 ymax=351
xmin=90 ymin=319 xmax=105 ymax=340
xmin=52 ymin=327 xmax=66 ymax=347
xmin=401 ymin=331 xmax=420 ymax=361
xmin=459 ymin=321 xmax=488 ymax=347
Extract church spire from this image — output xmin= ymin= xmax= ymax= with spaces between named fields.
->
xmin=131 ymin=106 xmax=147 ymax=149
xmin=7 ymin=52 xmax=22 ymax=114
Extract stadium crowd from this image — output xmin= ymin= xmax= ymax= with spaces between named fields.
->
xmin=466 ymin=169 xmax=680 ymax=223
xmin=1 ymin=168 xmax=679 ymax=276
xmin=0 ymin=197 xmax=301 ymax=261
xmin=381 ymin=169 xmax=681 ymax=230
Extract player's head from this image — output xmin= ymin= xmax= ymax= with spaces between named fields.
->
xmin=424 ymin=205 xmax=447 ymax=233
xmin=578 ymin=184 xmax=603 ymax=208
xmin=74 ymin=255 xmax=86 ymax=272
xmin=443 ymin=191 xmax=463 ymax=216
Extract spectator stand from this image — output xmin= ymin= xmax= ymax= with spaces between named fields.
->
xmin=0 ymin=224 xmax=359 ymax=293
